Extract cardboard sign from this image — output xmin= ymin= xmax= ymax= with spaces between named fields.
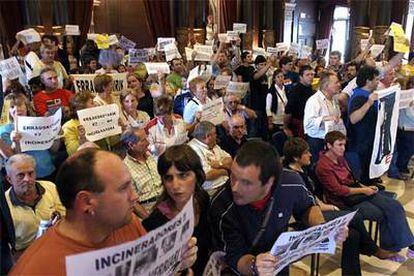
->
xmin=276 ymin=42 xmax=289 ymax=53
xmin=266 ymin=47 xmax=279 ymax=55
xmin=16 ymin=28 xmax=41 ymax=45
xmin=316 ymin=39 xmax=329 ymax=50
xmin=301 ymin=45 xmax=313 ymax=58
xmin=218 ymin=33 xmax=231 ymax=43
xmin=370 ymin=44 xmax=385 ymax=58
xmin=289 ymin=43 xmax=301 ymax=55
xmin=201 ymin=98 xmax=225 ymax=125
xmin=0 ymin=57 xmax=24 ymax=80
xmin=164 ymin=43 xmax=181 ymax=62
xmin=128 ymin=49 xmax=148 ymax=64
xmin=77 ymin=104 xmax=122 ymax=142
xmin=360 ymin=39 xmax=369 ymax=51
xmin=17 ymin=109 xmax=62 ymax=152
xmin=233 ymin=23 xmax=247 ymax=34
xmin=87 ymin=33 xmax=98 ymax=41
xmin=108 ymin=35 xmax=119 ymax=46
xmin=72 ymin=73 xmax=127 ymax=94
xmin=65 ymin=25 xmax=80 ymax=36
xmin=95 ymin=34 xmax=110 ymax=49
xmin=193 ymin=45 xmax=213 ymax=61
xmin=119 ymin=35 xmax=136 ymax=51
xmin=187 ymin=65 xmax=212 ymax=84
xmin=144 ymin=62 xmax=170 ymax=74
xmin=214 ymin=75 xmax=232 ymax=90
xmin=226 ymin=81 xmax=249 ymax=98
xmin=157 ymin=37 xmax=175 ymax=51
xmin=226 ymin=31 xmax=239 ymax=41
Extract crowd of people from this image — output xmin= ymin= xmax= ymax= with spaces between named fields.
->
xmin=1 ymin=27 xmax=414 ymax=276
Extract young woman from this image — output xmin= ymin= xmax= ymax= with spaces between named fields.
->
xmin=127 ymin=73 xmax=154 ymax=118
xmin=119 ymin=89 xmax=150 ymax=129
xmin=266 ymin=69 xmax=287 ymax=132
xmin=142 ymin=144 xmax=210 ymax=275
xmin=283 ymin=137 xmax=403 ymax=274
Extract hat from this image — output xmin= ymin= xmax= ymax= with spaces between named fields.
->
xmin=254 ymin=55 xmax=267 ymax=65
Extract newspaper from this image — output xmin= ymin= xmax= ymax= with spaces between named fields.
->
xmin=16 ymin=28 xmax=41 ymax=45
xmin=399 ymin=89 xmax=414 ymax=109
xmin=193 ymin=45 xmax=214 ymax=61
xmin=66 ymin=197 xmax=194 ymax=276
xmin=203 ymin=251 xmax=226 ymax=276
xmin=270 ymin=211 xmax=357 ymax=275
xmin=214 ymin=75 xmax=232 ymax=90
xmin=201 ymin=98 xmax=224 ymax=125
xmin=226 ymin=81 xmax=249 ymax=98
xmin=164 ymin=44 xmax=181 ymax=62
xmin=0 ymin=57 xmax=24 ymax=80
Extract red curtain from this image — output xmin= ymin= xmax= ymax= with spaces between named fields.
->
xmin=316 ymin=0 xmax=349 ymax=40
xmin=67 ymin=0 xmax=93 ymax=46
xmin=0 ymin=0 xmax=24 ymax=55
xmin=143 ymin=0 xmax=172 ymax=43
xmin=219 ymin=0 xmax=238 ymax=33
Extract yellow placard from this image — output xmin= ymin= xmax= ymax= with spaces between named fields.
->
xmin=389 ymin=22 xmax=409 ymax=53
xmin=96 ymin=34 xmax=109 ymax=49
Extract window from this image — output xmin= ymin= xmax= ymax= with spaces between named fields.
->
xmin=328 ymin=6 xmax=350 ymax=62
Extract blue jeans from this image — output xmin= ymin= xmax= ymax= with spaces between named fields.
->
xmin=352 ymin=191 xmax=414 ymax=251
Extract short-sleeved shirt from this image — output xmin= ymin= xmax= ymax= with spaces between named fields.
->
xmin=249 ymin=73 xmax=269 ymax=111
xmin=33 ymin=89 xmax=73 ymax=116
xmin=209 ymin=169 xmax=315 ymax=272
xmin=285 ymin=82 xmax=314 ymax=120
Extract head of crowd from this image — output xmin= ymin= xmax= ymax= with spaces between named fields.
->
xmin=1 ymin=24 xmax=414 ymax=276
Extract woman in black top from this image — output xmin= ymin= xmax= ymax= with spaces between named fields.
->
xmin=142 ymin=144 xmax=211 ymax=275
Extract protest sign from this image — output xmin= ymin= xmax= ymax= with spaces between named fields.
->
xmin=360 ymin=39 xmax=369 ymax=51
xmin=270 ymin=211 xmax=357 ymax=275
xmin=289 ymin=43 xmax=301 ymax=55
xmin=218 ymin=33 xmax=231 ymax=43
xmin=164 ymin=43 xmax=181 ymax=62
xmin=128 ymin=49 xmax=148 ymax=64
xmin=201 ymin=98 xmax=224 ymax=125
xmin=72 ymin=73 xmax=127 ymax=94
xmin=276 ymin=42 xmax=289 ymax=53
xmin=65 ymin=25 xmax=80 ymax=36
xmin=16 ymin=28 xmax=41 ymax=45
xmin=388 ymin=22 xmax=409 ymax=53
xmin=187 ymin=65 xmax=212 ymax=84
xmin=203 ymin=251 xmax=226 ymax=276
xmin=157 ymin=37 xmax=175 ymax=51
xmin=301 ymin=45 xmax=313 ymax=58
xmin=226 ymin=81 xmax=249 ymax=98
xmin=17 ymin=109 xmax=62 ymax=152
xmin=144 ymin=62 xmax=170 ymax=74
xmin=399 ymin=89 xmax=414 ymax=109
xmin=0 ymin=57 xmax=24 ymax=80
xmin=410 ymin=0 xmax=414 ymax=15
xmin=266 ymin=47 xmax=279 ymax=55
xmin=316 ymin=39 xmax=329 ymax=50
xmin=214 ymin=75 xmax=232 ymax=90
xmin=252 ymin=47 xmax=266 ymax=59
xmin=66 ymin=196 xmax=194 ymax=276
xmin=226 ymin=31 xmax=239 ymax=41
xmin=87 ymin=33 xmax=98 ymax=41
xmin=96 ymin=34 xmax=110 ymax=49
xmin=193 ymin=45 xmax=213 ymax=61
xmin=370 ymin=85 xmax=401 ymax=178
xmin=77 ymin=104 xmax=122 ymax=142
xmin=370 ymin=44 xmax=385 ymax=58
xmin=144 ymin=48 xmax=156 ymax=57
xmin=119 ymin=35 xmax=136 ymax=51
xmin=108 ymin=35 xmax=119 ymax=46
xmin=233 ymin=23 xmax=247 ymax=34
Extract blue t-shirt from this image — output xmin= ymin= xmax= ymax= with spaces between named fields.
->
xmin=0 ymin=123 xmax=55 ymax=177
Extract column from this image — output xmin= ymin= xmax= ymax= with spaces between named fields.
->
xmin=283 ymin=1 xmax=296 ymax=43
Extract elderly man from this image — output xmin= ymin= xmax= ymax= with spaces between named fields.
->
xmin=10 ymin=149 xmax=197 ymax=275
xmin=5 ymin=154 xmax=65 ymax=253
xmin=223 ymin=93 xmax=256 ymax=128
xmin=219 ymin=114 xmax=248 ymax=158
xmin=121 ymin=127 xmax=163 ymax=214
xmin=188 ymin=121 xmax=232 ymax=195
xmin=304 ymin=71 xmax=345 ymax=163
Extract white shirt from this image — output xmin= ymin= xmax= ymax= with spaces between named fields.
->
xmin=303 ymin=90 xmax=346 ymax=139
xmin=183 ymin=97 xmax=210 ymax=124
xmin=188 ymin=138 xmax=230 ymax=192
xmin=266 ymin=84 xmax=287 ymax=125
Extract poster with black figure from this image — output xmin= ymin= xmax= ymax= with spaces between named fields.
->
xmin=370 ymin=85 xmax=401 ymax=178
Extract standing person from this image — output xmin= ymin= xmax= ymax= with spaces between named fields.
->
xmin=284 ymin=65 xmax=315 ymax=138
xmin=266 ymin=69 xmax=288 ymax=133
xmin=279 ymin=56 xmax=299 ymax=93
xmin=142 ymin=145 xmax=211 ymax=275
xmin=235 ymin=51 xmax=255 ymax=83
xmin=9 ymin=149 xmax=198 ymax=275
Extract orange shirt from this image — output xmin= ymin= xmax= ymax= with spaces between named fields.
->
xmin=10 ymin=215 xmax=147 ymax=276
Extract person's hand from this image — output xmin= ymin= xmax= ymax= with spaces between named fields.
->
xmin=362 ymin=187 xmax=377 ymax=196
xmin=256 ymin=253 xmax=277 ymax=275
xmin=209 ymin=159 xmax=222 ymax=169
xmin=10 ymin=131 xmax=22 ymax=143
xmin=368 ymin=92 xmax=378 ymax=105
xmin=368 ymin=186 xmax=379 ymax=192
xmin=237 ymin=104 xmax=246 ymax=112
xmin=335 ymin=226 xmax=349 ymax=244
xmin=179 ymin=237 xmax=198 ymax=271
xmin=77 ymin=125 xmax=87 ymax=144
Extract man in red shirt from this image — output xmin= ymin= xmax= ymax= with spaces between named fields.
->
xmin=10 ymin=149 xmax=197 ymax=275
xmin=33 ymin=68 xmax=73 ymax=118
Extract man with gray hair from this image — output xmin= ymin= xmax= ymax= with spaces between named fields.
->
xmin=219 ymin=114 xmax=248 ymax=158
xmin=4 ymin=153 xmax=65 ymax=253
xmin=188 ymin=121 xmax=232 ymax=195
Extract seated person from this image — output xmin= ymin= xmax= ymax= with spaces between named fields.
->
xmin=10 ymin=149 xmax=197 ymax=275
xmin=142 ymin=145 xmax=210 ymax=275
xmin=119 ymin=89 xmax=150 ymax=129
xmin=222 ymin=93 xmax=256 ymax=133
xmin=5 ymin=154 xmax=65 ymax=253
xmin=121 ymin=127 xmax=163 ymax=214
xmin=188 ymin=121 xmax=232 ymax=196
xmin=183 ymin=77 xmax=210 ymax=124
xmin=209 ymin=140 xmax=348 ymax=275
xmin=218 ymin=114 xmax=248 ymax=158
xmin=316 ymin=131 xmax=414 ymax=257
xmin=0 ymin=93 xmax=57 ymax=179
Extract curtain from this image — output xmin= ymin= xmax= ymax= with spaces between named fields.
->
xmin=143 ymin=0 xmax=172 ymax=43
xmin=67 ymin=0 xmax=93 ymax=47
xmin=391 ymin=0 xmax=409 ymax=25
xmin=316 ymin=2 xmax=336 ymax=40
xmin=219 ymin=0 xmax=238 ymax=33
xmin=0 ymin=0 xmax=24 ymax=54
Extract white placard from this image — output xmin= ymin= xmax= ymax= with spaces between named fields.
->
xmin=65 ymin=25 xmax=80 ymax=36
xmin=144 ymin=62 xmax=170 ymax=74
xmin=77 ymin=104 xmax=122 ymax=142
xmin=164 ymin=43 xmax=181 ymax=62
xmin=66 ymin=197 xmax=194 ymax=276
xmin=87 ymin=33 xmax=98 ymax=41
xmin=410 ymin=0 xmax=414 ymax=15
xmin=289 ymin=43 xmax=301 ymax=55
xmin=157 ymin=37 xmax=176 ymax=51
xmin=252 ymin=47 xmax=266 ymax=58
xmin=203 ymin=251 xmax=226 ymax=276
xmin=271 ymin=211 xmax=356 ymax=275
xmin=108 ymin=35 xmax=119 ymax=46
xmin=128 ymin=49 xmax=148 ymax=64
xmin=187 ymin=65 xmax=212 ymax=84
xmin=72 ymin=73 xmax=127 ymax=94
xmin=316 ymin=39 xmax=329 ymax=50
xmin=226 ymin=31 xmax=239 ymax=41
xmin=185 ymin=47 xmax=194 ymax=60
xmin=399 ymin=89 xmax=414 ymax=109
xmin=17 ymin=109 xmax=62 ymax=152
xmin=214 ymin=75 xmax=232 ymax=90
xmin=144 ymin=48 xmax=156 ymax=57
xmin=276 ymin=42 xmax=289 ymax=53
xmin=218 ymin=33 xmax=231 ymax=43
xmin=233 ymin=23 xmax=247 ymax=34
xmin=0 ymin=57 xmax=24 ymax=80
xmin=301 ymin=45 xmax=313 ymax=58
xmin=193 ymin=45 xmax=213 ymax=61
xmin=201 ymin=98 xmax=225 ymax=125
xmin=266 ymin=47 xmax=279 ymax=55
xmin=16 ymin=28 xmax=41 ymax=45
xmin=370 ymin=85 xmax=401 ymax=178
xmin=226 ymin=81 xmax=249 ymax=98
xmin=370 ymin=44 xmax=385 ymax=59
xmin=119 ymin=36 xmax=136 ymax=51
xmin=360 ymin=39 xmax=369 ymax=51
